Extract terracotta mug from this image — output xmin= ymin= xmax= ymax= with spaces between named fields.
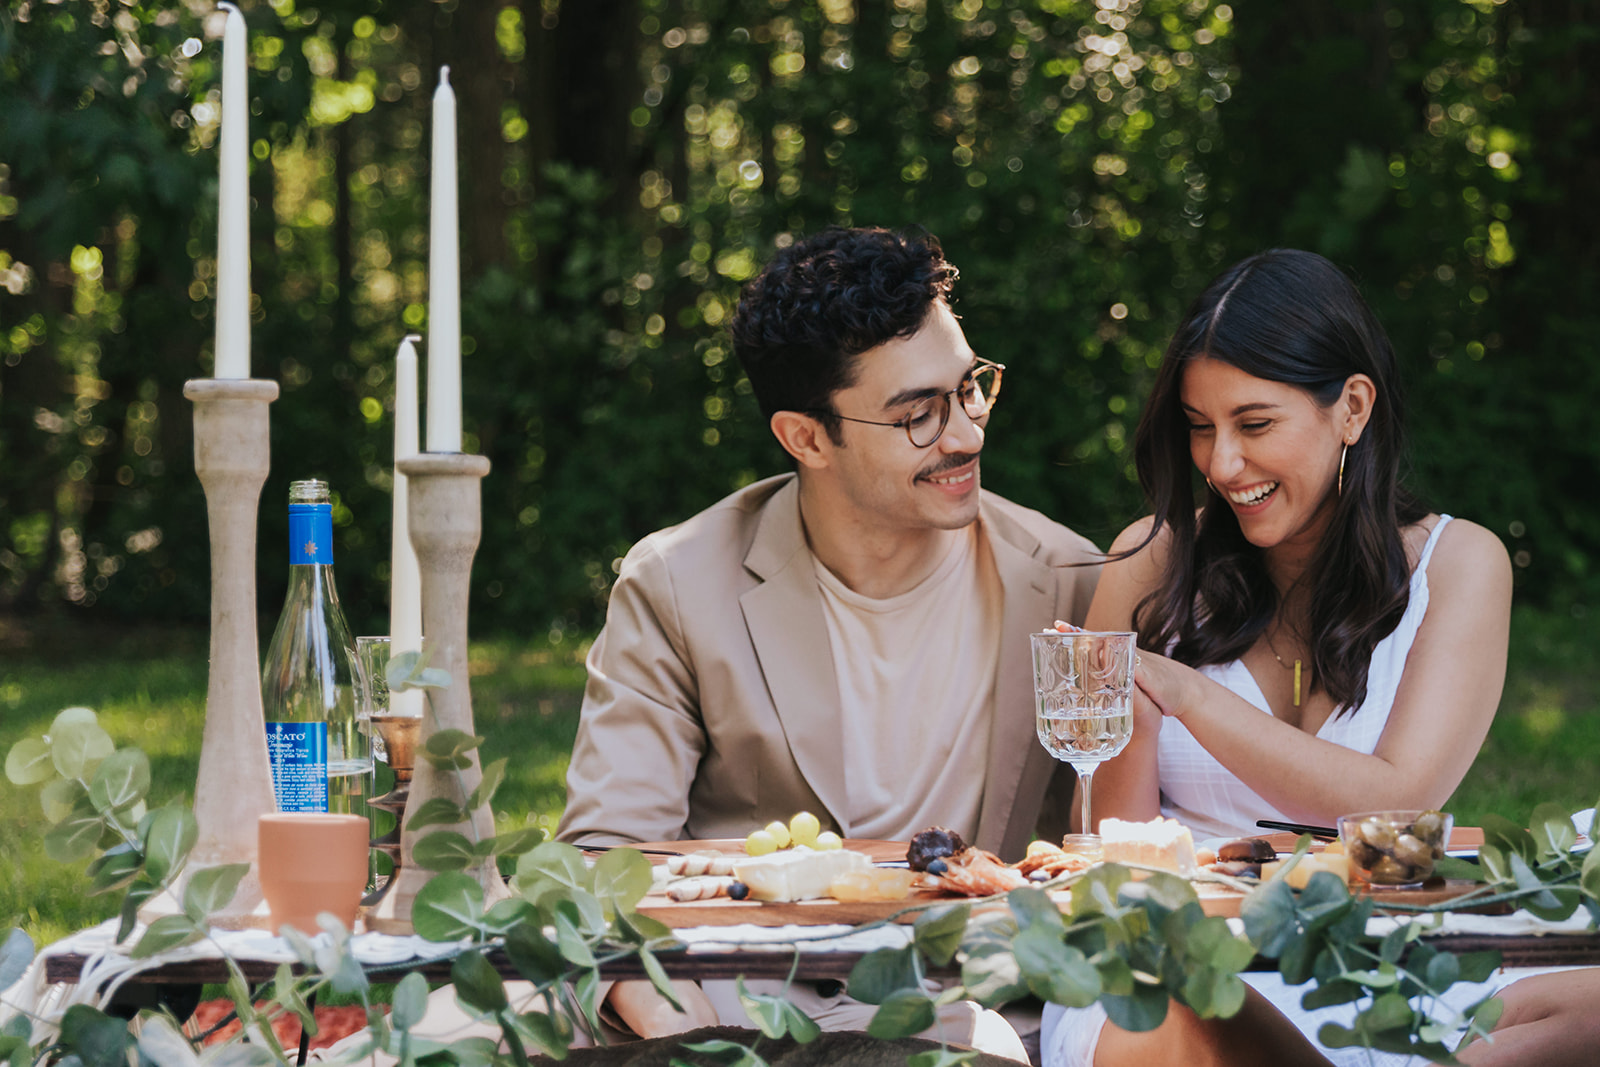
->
xmin=258 ymin=813 xmax=370 ymax=935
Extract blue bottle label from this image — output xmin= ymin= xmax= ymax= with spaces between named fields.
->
xmin=266 ymin=721 xmax=329 ymax=812
xmin=288 ymin=503 xmax=334 ymax=566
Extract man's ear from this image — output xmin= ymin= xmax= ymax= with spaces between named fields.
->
xmin=770 ymin=411 xmax=833 ymax=470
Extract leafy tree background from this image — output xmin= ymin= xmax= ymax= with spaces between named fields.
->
xmin=1 ymin=0 xmax=1594 ymax=641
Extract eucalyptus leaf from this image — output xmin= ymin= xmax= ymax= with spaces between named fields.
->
xmin=1012 ymin=926 xmax=1100 ymax=1008
xmin=960 ymin=942 xmax=1027 ymax=1007
xmin=679 ymin=1038 xmax=769 ymax=1067
xmin=131 ymin=914 xmax=201 ymax=959
xmin=553 ymin=912 xmax=597 ymax=968
xmin=421 ymin=729 xmax=483 ymax=770
xmin=467 ymin=757 xmax=507 ymax=811
xmin=488 ymin=826 xmax=546 ymax=858
xmin=1239 ymin=878 xmax=1297 ymax=957
xmin=0 ymin=929 xmax=34 ymax=996
xmin=272 ymin=962 xmax=316 ymax=1039
xmin=199 ymin=1042 xmax=280 ymax=1067
xmin=58 ymin=1004 xmax=132 ymax=1067
xmin=406 ymin=797 xmax=470 ymax=832
xmin=507 ymin=1010 xmax=570 ymax=1060
xmin=514 ymin=841 xmax=591 ymax=898
xmin=591 ymin=847 xmax=653 ymax=918
xmin=390 ymin=971 xmax=430 ymax=1032
xmin=413 ymin=830 xmax=477 ymax=872
xmin=482 ymin=897 xmax=536 ymax=937
xmin=88 ymin=748 xmax=149 ymax=814
xmin=182 ymin=863 xmax=250 ymax=923
xmin=452 ymin=949 xmax=509 ymax=1014
xmin=846 ymin=945 xmax=920 ymax=1006
xmin=866 ymin=989 xmax=936 ymax=1040
xmin=40 ymin=777 xmax=85 ymax=824
xmin=412 ymin=871 xmax=487 ymax=942
xmin=1530 ymin=801 xmax=1578 ymax=857
xmin=1182 ymin=967 xmax=1246 ymax=1019
xmin=572 ymin=967 xmax=604 ymax=1041
xmin=44 ymin=798 xmax=105 ymax=863
xmin=142 ymin=806 xmax=199 ymax=885
xmin=907 ymin=1049 xmax=980 ymax=1067
xmin=135 ymin=1015 xmax=201 ymax=1067
xmin=638 ymin=947 xmax=683 ymax=1012
xmin=505 ymin=922 xmax=565 ymax=984
xmin=1007 ymin=885 xmax=1065 ymax=933
xmin=735 ymin=977 xmax=789 ymax=1039
xmin=780 ymin=1001 xmax=820 ymax=1044
xmin=87 ymin=845 xmax=142 ymax=896
xmin=117 ymin=880 xmax=158 ymax=944
xmin=50 ymin=720 xmax=115 ymax=780
xmin=1102 ymin=981 xmax=1170 ymax=1033
xmin=914 ymin=903 xmax=971 ymax=967
xmin=5 ymin=737 xmax=54 ymax=786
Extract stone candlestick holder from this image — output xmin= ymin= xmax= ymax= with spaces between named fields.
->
xmin=151 ymin=379 xmax=280 ymax=929
xmin=367 ymin=452 xmax=508 ymax=933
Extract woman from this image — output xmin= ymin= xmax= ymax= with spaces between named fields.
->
xmin=1044 ymin=249 xmax=1512 ymax=1067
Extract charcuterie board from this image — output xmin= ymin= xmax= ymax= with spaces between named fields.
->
xmin=602 ymin=837 xmax=1497 ymax=928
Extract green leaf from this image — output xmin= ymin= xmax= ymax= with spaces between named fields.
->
xmin=88 ymin=748 xmax=149 ymax=814
xmin=867 ymin=989 xmax=936 ymax=1040
xmin=482 ymin=897 xmax=537 ymax=937
xmin=490 ymin=826 xmax=547 ymax=858
xmin=388 ymin=650 xmax=453 ymax=692
xmin=679 ymin=1038 xmax=769 ymax=1067
xmin=452 ymin=949 xmax=509 ymax=1013
xmin=571 ymin=967 xmax=604 ymax=1039
xmin=507 ymin=1010 xmax=571 ymax=1060
xmin=636 ymin=946 xmax=683 ymax=1012
xmin=1008 ymin=885 xmax=1065 ymax=933
xmin=907 ymin=1050 xmax=980 ymax=1067
xmin=50 ymin=719 xmax=115 ymax=780
xmin=44 ymin=797 xmax=104 ymax=863
xmin=40 ymin=777 xmax=86 ymax=824
xmin=59 ymin=1004 xmax=132 ymax=1067
xmin=5 ymin=737 xmax=54 ymax=786
xmin=406 ymin=797 xmax=470 ymax=832
xmin=1239 ymin=878 xmax=1297 ymax=957
xmin=1508 ymin=851 xmax=1577 ymax=921
xmin=914 ymin=903 xmax=971 ymax=967
xmin=1434 ymin=856 xmax=1487 ymax=882
xmin=780 ymin=1002 xmax=820 ymax=1044
xmin=960 ymin=942 xmax=1027 ymax=1007
xmin=1012 ymin=926 xmax=1100 ymax=1008
xmin=505 ymin=922 xmax=566 ymax=984
xmin=271 ymin=962 xmax=316 ymax=1039
xmin=412 ymin=871 xmax=487 ymax=942
xmin=312 ymin=933 xmax=370 ymax=998
xmin=553 ymin=912 xmax=597 ymax=968
xmin=421 ymin=729 xmax=483 ymax=770
xmin=514 ymin=841 xmax=591 ymax=899
xmin=1102 ymin=982 xmax=1170 ymax=1033
xmin=391 ymin=971 xmax=430 ymax=1031
xmin=131 ymin=914 xmax=201 ymax=959
xmin=1456 ymin=950 xmax=1502 ymax=984
xmin=135 ymin=1015 xmax=201 ymax=1067
xmin=591 ymin=848 xmax=653 ymax=918
xmin=117 ymin=881 xmax=158 ymax=944
xmin=142 ymin=806 xmax=199 ymax=885
xmin=0 ymin=929 xmax=34 ymax=995
xmin=413 ymin=830 xmax=477 ymax=872
xmin=1480 ymin=815 xmax=1535 ymax=862
xmin=467 ymin=757 xmax=507 ymax=811
xmin=87 ymin=846 xmax=142 ymax=896
xmin=847 ymin=945 xmax=920 ymax=1006
xmin=1530 ymin=802 xmax=1578 ymax=857
xmin=182 ymin=863 xmax=250 ymax=923
xmin=736 ymin=977 xmax=790 ymax=1039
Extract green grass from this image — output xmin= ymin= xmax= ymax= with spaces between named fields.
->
xmin=3 ymin=605 xmax=1597 ymax=947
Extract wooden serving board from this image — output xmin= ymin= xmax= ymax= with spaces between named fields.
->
xmin=622 ymin=838 xmax=1499 ymax=928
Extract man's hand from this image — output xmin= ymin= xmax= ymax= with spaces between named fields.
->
xmin=607 ymin=978 xmax=720 ymax=1039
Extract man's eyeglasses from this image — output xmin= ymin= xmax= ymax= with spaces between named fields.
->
xmin=818 ymin=359 xmax=1004 ymax=448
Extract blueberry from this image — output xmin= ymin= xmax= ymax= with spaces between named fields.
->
xmin=728 ymin=881 xmax=749 ymax=900
xmin=1028 ymin=870 xmax=1050 ymax=883
xmin=926 ymin=858 xmax=948 ymax=876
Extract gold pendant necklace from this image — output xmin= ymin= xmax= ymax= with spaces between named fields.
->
xmin=1265 ymin=631 xmax=1302 ymax=707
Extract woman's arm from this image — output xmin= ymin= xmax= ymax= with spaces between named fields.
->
xmin=1137 ymin=519 xmax=1512 ymax=823
xmin=1077 ymin=517 xmax=1167 ymax=829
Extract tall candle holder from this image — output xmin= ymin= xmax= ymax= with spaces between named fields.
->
xmin=367 ymin=452 xmax=507 ymax=933
xmin=155 ymin=379 xmax=280 ymax=929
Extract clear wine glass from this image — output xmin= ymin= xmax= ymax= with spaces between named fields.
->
xmin=1030 ymin=630 xmax=1138 ymax=838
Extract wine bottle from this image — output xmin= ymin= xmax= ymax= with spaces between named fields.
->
xmin=261 ymin=479 xmax=373 ymax=818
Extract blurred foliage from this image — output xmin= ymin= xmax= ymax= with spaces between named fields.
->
xmin=0 ymin=0 xmax=1595 ymax=637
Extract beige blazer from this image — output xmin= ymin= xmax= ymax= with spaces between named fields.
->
xmin=556 ymin=474 xmax=1102 ymax=862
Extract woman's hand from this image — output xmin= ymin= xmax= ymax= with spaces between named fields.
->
xmin=1134 ymin=649 xmax=1199 ymax=719
xmin=607 ymin=979 xmax=720 ymax=1038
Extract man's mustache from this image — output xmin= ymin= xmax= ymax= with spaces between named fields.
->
xmin=917 ymin=453 xmax=980 ymax=480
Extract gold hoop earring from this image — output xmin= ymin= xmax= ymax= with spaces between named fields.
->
xmin=1338 ymin=442 xmax=1348 ymax=497
xmin=1205 ymin=477 xmax=1217 ymax=496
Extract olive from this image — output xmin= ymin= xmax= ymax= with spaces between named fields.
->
xmin=728 ymin=881 xmax=749 ymax=900
xmin=1393 ymin=833 xmax=1434 ymax=869
xmin=1359 ymin=817 xmax=1398 ymax=851
xmin=1349 ymin=840 xmax=1383 ymax=870
xmin=1412 ymin=811 xmax=1446 ymax=846
xmin=1370 ymin=856 xmax=1414 ymax=885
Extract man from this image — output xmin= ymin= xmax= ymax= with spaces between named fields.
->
xmin=557 ymin=226 xmax=1102 ymax=1053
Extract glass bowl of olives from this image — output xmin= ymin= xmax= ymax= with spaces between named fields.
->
xmin=1337 ymin=810 xmax=1453 ymax=888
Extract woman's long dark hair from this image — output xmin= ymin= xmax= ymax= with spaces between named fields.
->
xmin=1132 ymin=249 xmax=1426 ymax=714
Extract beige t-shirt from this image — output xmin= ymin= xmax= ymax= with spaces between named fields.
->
xmin=812 ymin=523 xmax=1002 ymax=843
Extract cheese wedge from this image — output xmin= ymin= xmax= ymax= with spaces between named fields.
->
xmin=1262 ymin=852 xmax=1350 ymax=889
xmin=1100 ymin=817 xmax=1198 ymax=876
xmin=732 ymin=846 xmax=871 ymax=902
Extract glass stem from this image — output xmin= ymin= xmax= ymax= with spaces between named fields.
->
xmin=1076 ymin=764 xmax=1097 ymax=835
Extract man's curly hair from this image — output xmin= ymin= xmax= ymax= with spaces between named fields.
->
xmin=730 ymin=227 xmax=958 ymax=442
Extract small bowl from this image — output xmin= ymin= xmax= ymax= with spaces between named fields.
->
xmin=1337 ymin=810 xmax=1453 ymax=888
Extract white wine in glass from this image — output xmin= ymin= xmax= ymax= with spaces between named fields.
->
xmin=1030 ymin=630 xmax=1137 ymax=837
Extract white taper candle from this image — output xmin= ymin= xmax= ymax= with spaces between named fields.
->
xmin=390 ymin=335 xmax=425 ymax=716
xmin=425 ymin=67 xmax=462 ymax=453
xmin=213 ymin=2 xmax=250 ymax=379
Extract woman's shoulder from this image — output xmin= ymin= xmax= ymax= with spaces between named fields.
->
xmin=1406 ymin=515 xmax=1512 ymax=596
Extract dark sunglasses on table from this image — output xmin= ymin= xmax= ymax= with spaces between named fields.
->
xmin=814 ymin=359 xmax=1005 ymax=448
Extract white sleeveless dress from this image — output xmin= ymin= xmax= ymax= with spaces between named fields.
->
xmin=1042 ymin=517 xmax=1469 ymax=1067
